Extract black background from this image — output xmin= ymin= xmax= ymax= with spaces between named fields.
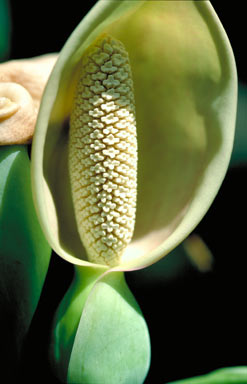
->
xmin=5 ymin=1 xmax=247 ymax=383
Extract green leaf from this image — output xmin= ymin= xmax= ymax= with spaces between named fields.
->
xmin=68 ymin=270 xmax=150 ymax=384
xmin=0 ymin=145 xmax=51 ymax=368
xmin=51 ymin=267 xmax=150 ymax=384
xmin=0 ymin=0 xmax=10 ymax=60
xmin=230 ymin=83 xmax=247 ymax=165
xmin=169 ymin=367 xmax=247 ymax=384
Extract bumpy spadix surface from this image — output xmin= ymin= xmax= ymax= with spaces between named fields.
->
xmin=69 ymin=34 xmax=137 ymax=267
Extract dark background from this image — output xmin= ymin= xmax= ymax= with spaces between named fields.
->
xmin=6 ymin=1 xmax=247 ymax=383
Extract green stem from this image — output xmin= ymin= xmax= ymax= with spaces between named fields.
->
xmin=50 ymin=265 xmax=105 ymax=381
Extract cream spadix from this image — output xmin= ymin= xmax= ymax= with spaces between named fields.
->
xmin=69 ymin=34 xmax=137 ymax=267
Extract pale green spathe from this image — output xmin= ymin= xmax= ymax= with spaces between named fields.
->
xmin=31 ymin=0 xmax=237 ymax=270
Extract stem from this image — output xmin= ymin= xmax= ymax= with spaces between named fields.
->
xmin=49 ymin=265 xmax=105 ymax=382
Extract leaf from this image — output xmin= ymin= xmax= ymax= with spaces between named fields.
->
xmin=67 ymin=270 xmax=150 ymax=384
xmin=0 ymin=145 xmax=51 ymax=374
xmin=169 ymin=367 xmax=247 ymax=384
xmin=0 ymin=0 xmax=10 ymax=60
xmin=230 ymin=83 xmax=247 ymax=166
